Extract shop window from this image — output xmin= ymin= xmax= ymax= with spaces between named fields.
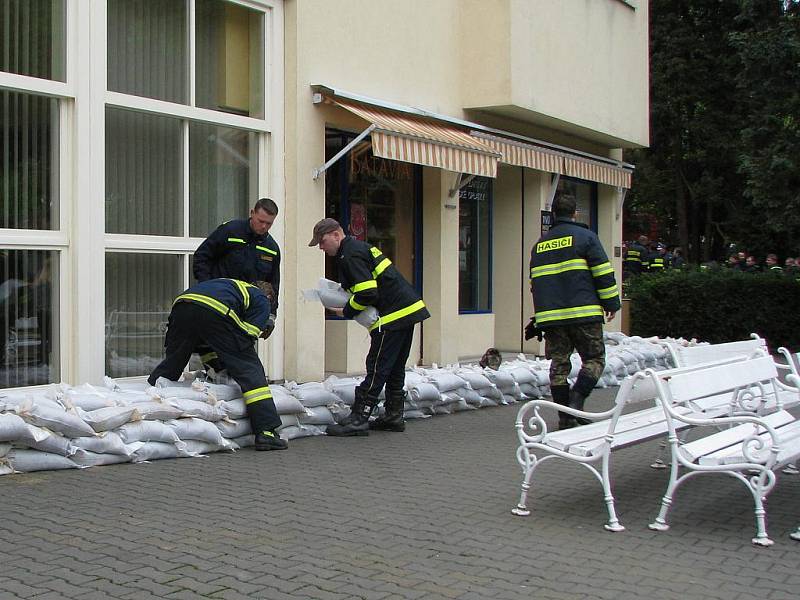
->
xmin=195 ymin=0 xmax=264 ymax=118
xmin=189 ymin=122 xmax=258 ymax=237
xmin=557 ymin=177 xmax=598 ymax=231
xmin=324 ymin=129 xmax=420 ymax=293
xmin=0 ymin=90 xmax=59 ymax=231
xmin=0 ymin=249 xmax=59 ymax=388
xmin=0 ymin=0 xmax=65 ymax=82
xmin=106 ymin=108 xmax=183 ymax=235
xmin=105 ymin=252 xmax=183 ymax=378
xmin=107 ymin=0 xmax=187 ymax=104
xmin=458 ymin=177 xmax=492 ymax=313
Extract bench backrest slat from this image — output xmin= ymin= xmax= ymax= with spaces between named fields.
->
xmin=672 ymin=338 xmax=766 ymax=368
xmin=664 ymin=355 xmax=778 ymax=404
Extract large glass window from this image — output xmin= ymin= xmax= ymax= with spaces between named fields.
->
xmin=105 ymin=253 xmax=183 ymax=378
xmin=0 ymin=249 xmax=59 ymax=388
xmin=0 ymin=0 xmax=66 ymax=82
xmin=458 ymin=177 xmax=492 ymax=313
xmin=106 ymin=108 xmax=183 ymax=235
xmin=107 ymin=0 xmax=187 ymax=103
xmin=557 ymin=177 xmax=598 ymax=231
xmin=0 ymin=90 xmax=59 ymax=230
xmin=324 ymin=130 xmax=420 ymax=288
xmin=196 ymin=0 xmax=264 ymax=118
xmin=189 ymin=122 xmax=258 ymax=237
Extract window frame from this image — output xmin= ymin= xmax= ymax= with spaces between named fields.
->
xmin=458 ymin=176 xmax=493 ymax=315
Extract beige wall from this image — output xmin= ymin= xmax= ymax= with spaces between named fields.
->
xmin=461 ymin=0 xmax=649 ymax=148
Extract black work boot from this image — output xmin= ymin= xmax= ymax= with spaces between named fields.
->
xmin=254 ymin=430 xmax=288 ymax=451
xmin=550 ymin=384 xmax=575 ymax=430
xmin=327 ymin=390 xmax=375 ymax=437
xmin=369 ymin=389 xmax=406 ymax=432
xmin=568 ymin=371 xmax=599 ymax=426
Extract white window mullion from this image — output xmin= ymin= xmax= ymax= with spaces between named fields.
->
xmin=188 ymin=0 xmax=196 ymax=108
xmin=183 ymin=120 xmax=190 ymax=238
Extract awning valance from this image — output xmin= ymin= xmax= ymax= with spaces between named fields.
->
xmin=322 ymin=97 xmax=500 ymax=178
xmin=472 ymin=131 xmax=633 ymax=189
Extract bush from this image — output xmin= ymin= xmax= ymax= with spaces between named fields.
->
xmin=626 ymin=269 xmax=800 ymax=351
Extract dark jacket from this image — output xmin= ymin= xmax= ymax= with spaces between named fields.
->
xmin=623 ymin=240 xmax=649 ymax=275
xmin=193 ymin=219 xmax=280 ymax=315
xmin=174 ymin=278 xmax=271 ymax=340
xmin=529 ymin=219 xmax=620 ymax=329
xmin=336 ymin=236 xmax=430 ymax=331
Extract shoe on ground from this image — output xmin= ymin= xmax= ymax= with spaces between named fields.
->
xmin=254 ymin=430 xmax=288 ymax=451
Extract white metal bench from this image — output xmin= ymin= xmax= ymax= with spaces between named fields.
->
xmin=645 ymin=356 xmax=800 ymax=546
xmin=662 ymin=334 xmax=767 ymax=369
xmin=511 ymin=355 xmax=763 ymax=532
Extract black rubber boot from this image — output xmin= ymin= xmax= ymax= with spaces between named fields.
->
xmin=568 ymin=371 xmax=598 ymax=426
xmin=327 ymin=390 xmax=376 ymax=437
xmin=369 ymin=389 xmax=406 ymax=432
xmin=254 ymin=430 xmax=288 ymax=451
xmin=550 ymin=384 xmax=575 ymax=430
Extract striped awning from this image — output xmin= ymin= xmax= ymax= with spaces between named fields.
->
xmin=328 ymin=98 xmax=500 ymax=178
xmin=564 ymin=156 xmax=632 ymax=188
xmin=472 ymin=131 xmax=633 ymax=189
xmin=473 ymin=132 xmax=565 ymax=175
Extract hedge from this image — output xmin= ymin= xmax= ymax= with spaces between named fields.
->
xmin=625 ymin=269 xmax=800 ymax=351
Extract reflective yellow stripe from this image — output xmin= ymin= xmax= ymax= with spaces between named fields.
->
xmin=350 ymin=280 xmax=378 ymax=293
xmin=530 ymin=259 xmax=589 ymax=279
xmin=244 ymin=386 xmax=273 ymax=405
xmin=625 ymin=257 xmax=642 ymax=263
xmin=176 ymin=293 xmax=262 ymax=337
xmin=227 ymin=237 xmax=246 ymax=244
xmin=370 ymin=247 xmax=382 ymax=257
xmin=256 ymin=245 xmax=277 ymax=255
xmin=369 ymin=300 xmax=426 ymax=331
xmin=200 ymin=352 xmax=217 ymax=362
xmin=535 ymin=304 xmax=604 ymax=324
xmin=591 ymin=262 xmax=614 ymax=277
xmin=227 ymin=279 xmax=251 ymax=310
xmin=597 ymin=285 xmax=619 ymax=300
xmin=372 ymin=258 xmax=392 ymax=278
xmin=349 ymin=296 xmax=368 ymax=311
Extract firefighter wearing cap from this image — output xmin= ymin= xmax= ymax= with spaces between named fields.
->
xmin=309 ymin=218 xmax=430 ymax=436
xmin=148 ymin=278 xmax=287 ymax=451
xmin=648 ymin=243 xmax=671 ymax=273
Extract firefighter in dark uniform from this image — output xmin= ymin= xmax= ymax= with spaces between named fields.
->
xmin=622 ymin=235 xmax=649 ymax=278
xmin=193 ymin=197 xmax=281 ymax=370
xmin=648 ymin=242 xmax=670 ymax=272
xmin=148 ymin=278 xmax=287 ymax=451
xmin=309 ymin=218 xmax=430 ymax=436
xmin=524 ymin=194 xmax=620 ymax=430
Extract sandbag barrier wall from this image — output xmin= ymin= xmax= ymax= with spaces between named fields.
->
xmin=0 ymin=333 xmax=678 ymax=475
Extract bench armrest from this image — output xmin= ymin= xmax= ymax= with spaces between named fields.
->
xmin=515 ymin=399 xmax=615 ymax=443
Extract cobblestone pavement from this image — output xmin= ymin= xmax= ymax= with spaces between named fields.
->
xmin=1 ymin=387 xmax=799 ymax=600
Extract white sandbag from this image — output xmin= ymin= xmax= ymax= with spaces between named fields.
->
xmin=409 ymin=383 xmax=441 ymax=404
xmin=232 ymin=434 xmax=254 ymax=448
xmin=453 ymin=369 xmax=492 ymax=390
xmin=518 ymin=382 xmax=541 ymax=398
xmin=215 ymin=418 xmax=252 ymax=439
xmin=74 ymin=405 xmax=140 ymax=432
xmin=354 ymin=306 xmax=379 ymax=329
xmin=285 ymin=381 xmax=340 ymax=408
xmin=23 ymin=425 xmax=77 ymax=457
xmin=426 ymin=370 xmax=467 ymax=392
xmin=0 ymin=392 xmax=62 ymax=413
xmin=299 ymin=406 xmax=336 ymax=425
xmin=71 ymin=431 xmax=131 ymax=456
xmin=116 ymin=420 xmax=181 ymax=444
xmin=71 ymin=449 xmax=132 ymax=467
xmin=0 ymin=442 xmax=10 ymax=458
xmin=167 ymin=418 xmax=234 ymax=449
xmin=60 ymin=383 xmax=118 ymax=411
xmin=440 ymin=390 xmax=465 ymax=405
xmin=431 ymin=404 xmax=453 ymax=415
xmin=204 ymin=382 xmax=241 ymax=402
xmin=0 ymin=412 xmax=48 ymax=444
xmin=505 ymin=365 xmax=537 ymax=385
xmin=220 ymin=398 xmax=247 ymax=420
xmin=277 ymin=414 xmax=301 ymax=430
xmin=167 ymin=398 xmax=227 ymax=421
xmin=279 ymin=423 xmax=326 ymax=440
xmin=106 ymin=389 xmax=156 ymax=406
xmin=404 ymin=409 xmax=431 ymax=420
xmin=126 ymin=400 xmax=185 ymax=421
xmin=302 ymin=278 xmax=349 ymax=308
xmin=182 ymin=439 xmax=232 ymax=455
xmin=269 ymin=386 xmax=308 ymax=415
xmin=451 ymin=399 xmax=477 ymax=412
xmin=14 ymin=399 xmax=96 ymax=438
xmin=324 ymin=376 xmax=362 ymax=405
xmin=501 ymin=393 xmax=518 ymax=405
xmin=103 ymin=376 xmax=150 ymax=392
xmin=7 ymin=449 xmax=79 ymax=472
xmin=149 ymin=378 xmax=210 ymax=402
xmin=482 ymin=369 xmax=516 ymax=391
xmin=131 ymin=441 xmax=194 ymax=463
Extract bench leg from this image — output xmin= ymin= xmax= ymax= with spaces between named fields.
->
xmin=511 ymin=459 xmax=537 ymax=517
xmin=782 ymin=462 xmax=799 ymax=475
xmin=601 ymin=454 xmax=625 ymax=532
xmin=649 ymin=451 xmax=680 ymax=532
xmin=750 ymin=491 xmax=773 ymax=547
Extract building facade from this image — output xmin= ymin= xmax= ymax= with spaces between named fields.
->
xmin=0 ymin=0 xmax=647 ymax=390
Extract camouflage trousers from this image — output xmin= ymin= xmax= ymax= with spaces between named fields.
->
xmin=544 ymin=322 xmax=606 ymax=387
